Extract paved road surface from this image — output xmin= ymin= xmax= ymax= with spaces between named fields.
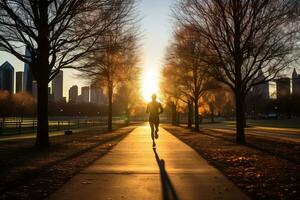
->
xmin=49 ymin=125 xmax=249 ymax=200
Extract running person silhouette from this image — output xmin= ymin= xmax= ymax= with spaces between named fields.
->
xmin=146 ymin=94 xmax=164 ymax=148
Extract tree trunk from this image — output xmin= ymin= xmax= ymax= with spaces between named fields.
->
xmin=36 ymin=80 xmax=49 ymax=147
xmin=35 ymin=0 xmax=50 ymax=147
xmin=187 ymin=102 xmax=192 ymax=128
xmin=235 ymin=91 xmax=245 ymax=143
xmin=108 ymin=82 xmax=113 ymax=131
xmin=171 ymin=103 xmax=177 ymax=125
xmin=194 ymin=99 xmax=199 ymax=132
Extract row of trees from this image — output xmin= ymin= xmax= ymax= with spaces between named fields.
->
xmin=163 ymin=0 xmax=300 ymax=143
xmin=0 ymin=0 xmax=138 ymax=147
xmin=0 ymin=88 xmax=144 ymax=121
xmin=0 ymin=91 xmax=36 ymax=121
xmin=78 ymin=24 xmax=141 ymax=131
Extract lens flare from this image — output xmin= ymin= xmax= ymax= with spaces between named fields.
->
xmin=140 ymin=68 xmax=160 ymax=102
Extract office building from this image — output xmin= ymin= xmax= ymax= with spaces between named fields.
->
xmin=48 ymin=87 xmax=54 ymax=102
xmin=0 ymin=61 xmax=14 ymax=93
xmin=253 ymin=69 xmax=269 ymax=100
xmin=292 ymin=68 xmax=300 ymax=96
xmin=81 ymin=86 xmax=90 ymax=103
xmin=52 ymin=70 xmax=63 ymax=102
xmin=91 ymin=83 xmax=105 ymax=105
xmin=16 ymin=71 xmax=24 ymax=93
xmin=69 ymin=85 xmax=78 ymax=104
xmin=276 ymin=78 xmax=290 ymax=99
xmin=23 ymin=47 xmax=35 ymax=93
xmin=32 ymin=81 xmax=38 ymax=98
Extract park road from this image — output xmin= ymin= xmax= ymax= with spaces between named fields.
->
xmin=48 ymin=125 xmax=249 ymax=200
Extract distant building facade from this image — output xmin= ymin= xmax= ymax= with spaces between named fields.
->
xmin=90 ymin=83 xmax=106 ymax=105
xmin=23 ymin=47 xmax=35 ymax=93
xmin=48 ymin=87 xmax=54 ymax=101
xmin=52 ymin=70 xmax=63 ymax=102
xmin=292 ymin=68 xmax=300 ymax=96
xmin=252 ymin=69 xmax=269 ymax=100
xmin=16 ymin=71 xmax=24 ymax=93
xmin=32 ymin=81 xmax=38 ymax=98
xmin=81 ymin=86 xmax=90 ymax=103
xmin=276 ymin=78 xmax=290 ymax=99
xmin=69 ymin=85 xmax=78 ymax=104
xmin=0 ymin=61 xmax=14 ymax=93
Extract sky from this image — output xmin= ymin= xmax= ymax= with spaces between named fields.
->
xmin=0 ymin=0 xmax=174 ymax=101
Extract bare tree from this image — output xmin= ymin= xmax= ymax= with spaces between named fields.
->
xmin=175 ymin=0 xmax=299 ymax=143
xmin=0 ymin=0 xmax=135 ymax=147
xmin=79 ymin=26 xmax=140 ymax=131
xmin=163 ymin=26 xmax=213 ymax=131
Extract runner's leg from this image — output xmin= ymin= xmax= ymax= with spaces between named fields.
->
xmin=154 ymin=120 xmax=159 ymax=139
xmin=149 ymin=122 xmax=155 ymax=147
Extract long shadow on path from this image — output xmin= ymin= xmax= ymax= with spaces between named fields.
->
xmin=153 ymin=148 xmax=179 ymax=200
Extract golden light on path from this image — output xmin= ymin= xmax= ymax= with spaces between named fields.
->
xmin=140 ymin=67 xmax=161 ymax=102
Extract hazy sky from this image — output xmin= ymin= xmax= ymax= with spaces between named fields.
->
xmin=0 ymin=0 xmax=174 ymax=100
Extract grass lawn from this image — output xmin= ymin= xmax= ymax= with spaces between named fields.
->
xmin=223 ymin=118 xmax=300 ymax=129
xmin=0 ymin=125 xmax=135 ymax=200
xmin=164 ymin=125 xmax=299 ymax=200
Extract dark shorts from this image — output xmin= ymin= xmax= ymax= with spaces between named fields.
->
xmin=149 ymin=115 xmax=159 ymax=124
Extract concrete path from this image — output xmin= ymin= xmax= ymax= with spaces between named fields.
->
xmin=49 ymin=126 xmax=249 ymax=200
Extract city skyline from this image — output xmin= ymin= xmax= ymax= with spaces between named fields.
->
xmin=0 ymin=0 xmax=174 ymax=101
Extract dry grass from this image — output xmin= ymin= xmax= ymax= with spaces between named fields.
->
xmin=163 ymin=125 xmax=299 ymax=200
xmin=0 ymin=126 xmax=135 ymax=200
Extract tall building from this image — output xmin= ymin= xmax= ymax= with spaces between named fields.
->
xmin=292 ymin=68 xmax=300 ymax=96
xmin=253 ymin=69 xmax=269 ymax=100
xmin=23 ymin=47 xmax=34 ymax=93
xmin=81 ymin=86 xmax=90 ymax=103
xmin=16 ymin=71 xmax=24 ymax=93
xmin=0 ymin=61 xmax=14 ymax=93
xmin=276 ymin=78 xmax=290 ymax=99
xmin=69 ymin=85 xmax=78 ymax=104
xmin=52 ymin=70 xmax=63 ymax=102
xmin=48 ymin=87 xmax=54 ymax=102
xmin=32 ymin=81 xmax=38 ymax=98
xmin=90 ymin=83 xmax=105 ymax=105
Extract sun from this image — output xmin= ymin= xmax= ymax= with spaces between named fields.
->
xmin=140 ymin=68 xmax=160 ymax=102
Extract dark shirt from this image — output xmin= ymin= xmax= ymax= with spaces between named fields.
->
xmin=146 ymin=101 xmax=163 ymax=122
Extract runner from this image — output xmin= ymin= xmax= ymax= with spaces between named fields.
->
xmin=146 ymin=94 xmax=164 ymax=148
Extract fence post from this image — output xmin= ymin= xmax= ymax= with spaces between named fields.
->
xmin=32 ymin=120 xmax=35 ymax=133
xmin=0 ymin=121 xmax=2 ymax=135
xmin=18 ymin=121 xmax=21 ymax=134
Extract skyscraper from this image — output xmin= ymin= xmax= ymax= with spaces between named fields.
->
xmin=69 ymin=85 xmax=78 ymax=104
xmin=81 ymin=86 xmax=90 ymax=103
xmin=0 ymin=61 xmax=14 ymax=93
xmin=253 ymin=69 xmax=269 ymax=100
xmin=292 ymin=68 xmax=300 ymax=96
xmin=23 ymin=47 xmax=34 ymax=93
xmin=16 ymin=71 xmax=24 ymax=93
xmin=90 ymin=83 xmax=105 ymax=105
xmin=52 ymin=70 xmax=63 ymax=102
xmin=32 ymin=81 xmax=38 ymax=98
xmin=276 ymin=78 xmax=290 ymax=99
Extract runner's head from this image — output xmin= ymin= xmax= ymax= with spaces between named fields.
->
xmin=151 ymin=93 xmax=157 ymax=101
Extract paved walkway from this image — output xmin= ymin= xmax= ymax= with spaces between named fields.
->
xmin=49 ymin=126 xmax=249 ymax=200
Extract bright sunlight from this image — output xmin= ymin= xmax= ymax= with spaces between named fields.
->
xmin=140 ymin=67 xmax=161 ymax=102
